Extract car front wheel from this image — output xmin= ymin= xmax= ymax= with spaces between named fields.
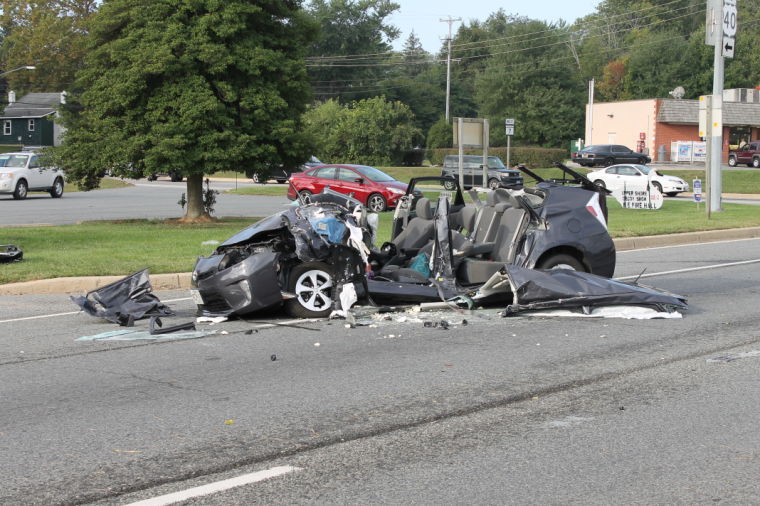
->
xmin=487 ymin=178 xmax=500 ymax=190
xmin=367 ymin=193 xmax=387 ymax=212
xmin=49 ymin=177 xmax=64 ymax=198
xmin=666 ymin=192 xmax=679 ymax=197
xmin=285 ymin=262 xmax=335 ymax=318
xmin=13 ymin=179 xmax=28 ymax=200
xmin=728 ymin=156 xmax=737 ymax=167
xmin=537 ymin=253 xmax=586 ymax=272
xmin=753 ymin=158 xmax=760 ymax=168
xmin=593 ymin=179 xmax=606 ymax=189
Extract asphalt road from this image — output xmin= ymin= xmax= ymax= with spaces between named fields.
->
xmin=2 ymin=238 xmax=760 ymax=504
xmin=0 ymin=178 xmax=289 ymax=226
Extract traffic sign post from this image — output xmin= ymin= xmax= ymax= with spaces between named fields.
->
xmin=693 ymin=179 xmax=703 ymax=209
xmin=505 ymin=118 xmax=515 ymax=168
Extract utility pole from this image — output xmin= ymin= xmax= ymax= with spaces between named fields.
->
xmin=440 ymin=16 xmax=461 ymax=122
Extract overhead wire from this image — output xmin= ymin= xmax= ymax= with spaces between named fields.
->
xmin=306 ymin=6 xmax=705 ymax=68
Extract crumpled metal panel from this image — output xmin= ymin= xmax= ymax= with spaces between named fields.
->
xmin=71 ymin=269 xmax=174 ymax=325
xmin=502 ymin=265 xmax=687 ymax=315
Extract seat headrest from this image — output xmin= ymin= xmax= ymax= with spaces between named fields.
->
xmin=493 ymin=188 xmax=518 ymax=207
xmin=415 ymin=197 xmax=434 ymax=220
xmin=486 ymin=191 xmax=497 ymax=206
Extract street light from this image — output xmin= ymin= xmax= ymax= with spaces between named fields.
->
xmin=0 ymin=66 xmax=36 ymax=77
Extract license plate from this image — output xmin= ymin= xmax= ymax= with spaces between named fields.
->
xmin=190 ymin=289 xmax=204 ymax=305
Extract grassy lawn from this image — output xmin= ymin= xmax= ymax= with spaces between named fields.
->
xmin=605 ymin=199 xmax=760 ymax=237
xmin=0 ymin=218 xmax=255 ymax=284
xmin=227 ymin=185 xmax=289 ymax=196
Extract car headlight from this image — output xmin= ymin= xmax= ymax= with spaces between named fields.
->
xmin=0 ymin=173 xmax=13 ymax=180
xmin=387 ymin=187 xmax=405 ymax=195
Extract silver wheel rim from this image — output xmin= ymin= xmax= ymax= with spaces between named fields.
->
xmin=489 ymin=180 xmax=499 ymax=190
xmin=253 ymin=174 xmax=260 ymax=183
xmin=294 ymin=269 xmax=333 ymax=312
xmin=754 ymin=159 xmax=759 ymax=168
xmin=550 ymin=263 xmax=576 ymax=270
xmin=54 ymin=180 xmax=62 ymax=195
xmin=300 ymin=192 xmax=311 ymax=204
xmin=17 ymin=183 xmax=26 ymax=198
xmin=368 ymin=195 xmax=384 ymax=212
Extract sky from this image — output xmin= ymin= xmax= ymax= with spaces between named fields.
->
xmin=388 ymin=0 xmax=602 ymax=53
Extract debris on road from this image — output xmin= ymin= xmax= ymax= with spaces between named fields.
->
xmin=706 ymin=350 xmax=760 ymax=363
xmin=0 ymin=244 xmax=23 ymax=263
xmin=76 ymin=328 xmax=216 ymax=341
xmin=149 ymin=316 xmax=196 ymax=335
xmin=500 ymin=266 xmax=687 ymax=318
xmin=71 ymin=269 xmax=174 ymax=326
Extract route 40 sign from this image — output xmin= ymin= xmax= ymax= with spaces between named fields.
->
xmin=722 ymin=0 xmax=737 ymax=58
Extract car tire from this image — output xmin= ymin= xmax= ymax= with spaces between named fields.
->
xmin=666 ymin=192 xmax=678 ymax=197
xmin=652 ymin=182 xmax=663 ymax=194
xmin=252 ymin=173 xmax=264 ymax=184
xmin=639 ymin=157 xmax=648 ymax=164
xmin=276 ymin=179 xmax=287 ymax=184
xmin=13 ymin=179 xmax=28 ymax=200
xmin=753 ymin=157 xmax=760 ymax=169
xmin=49 ymin=177 xmax=64 ymax=198
xmin=593 ymin=179 xmax=606 ymax=189
xmin=537 ymin=253 xmax=586 ymax=272
xmin=487 ymin=178 xmax=500 ymax=190
xmin=298 ymin=190 xmax=312 ymax=204
xmin=443 ymin=180 xmax=456 ymax=191
xmin=147 ymin=174 xmax=157 ymax=181
xmin=603 ymin=157 xmax=614 ymax=167
xmin=285 ymin=262 xmax=335 ymax=318
xmin=367 ymin=193 xmax=387 ymax=212
xmin=728 ymin=156 xmax=737 ymax=167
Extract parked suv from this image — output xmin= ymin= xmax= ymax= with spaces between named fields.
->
xmin=728 ymin=141 xmax=760 ymax=168
xmin=0 ymin=152 xmax=64 ymax=200
xmin=572 ymin=145 xmax=650 ymax=167
xmin=441 ymin=155 xmax=523 ymax=190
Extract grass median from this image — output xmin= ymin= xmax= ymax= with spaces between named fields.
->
xmin=2 ymin=199 xmax=759 ymax=285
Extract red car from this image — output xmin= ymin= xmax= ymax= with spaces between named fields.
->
xmin=287 ymin=164 xmax=408 ymax=212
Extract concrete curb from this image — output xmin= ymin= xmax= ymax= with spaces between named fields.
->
xmin=2 ymin=226 xmax=760 ymax=296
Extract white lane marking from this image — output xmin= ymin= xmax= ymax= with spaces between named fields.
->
xmin=617 ymin=236 xmax=760 ymax=253
xmin=615 ymin=258 xmax=760 ymax=281
xmin=124 ymin=465 xmax=301 ymax=506
xmin=0 ymin=310 xmax=81 ymax=324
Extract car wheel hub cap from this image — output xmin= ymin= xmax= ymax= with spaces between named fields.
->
xmin=295 ymin=270 xmax=333 ymax=311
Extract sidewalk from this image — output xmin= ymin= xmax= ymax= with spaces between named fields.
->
xmin=2 ymin=227 xmax=760 ymax=296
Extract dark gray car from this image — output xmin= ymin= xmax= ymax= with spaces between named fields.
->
xmin=572 ymin=144 xmax=650 ymax=167
xmin=190 ymin=164 xmax=616 ymax=318
xmin=441 ymin=154 xmax=523 ymax=189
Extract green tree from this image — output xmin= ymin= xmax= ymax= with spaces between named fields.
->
xmin=0 ymin=0 xmax=97 ymax=92
xmin=304 ymin=96 xmax=422 ymax=165
xmin=54 ymin=0 xmax=316 ymax=220
xmin=426 ymin=116 xmax=452 ymax=151
xmin=306 ymin=0 xmax=400 ymax=101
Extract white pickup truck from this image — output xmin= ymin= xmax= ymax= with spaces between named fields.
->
xmin=0 ymin=152 xmax=65 ymax=200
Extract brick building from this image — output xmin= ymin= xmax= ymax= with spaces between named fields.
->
xmin=585 ymin=88 xmax=760 ymax=162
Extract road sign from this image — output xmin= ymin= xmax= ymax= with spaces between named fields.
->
xmin=505 ymin=118 xmax=515 ymax=126
xmin=505 ymin=126 xmax=514 ymax=136
xmin=705 ymin=0 xmax=721 ymax=46
xmin=721 ymin=0 xmax=737 ymax=58
xmin=693 ymin=179 xmax=702 ymax=202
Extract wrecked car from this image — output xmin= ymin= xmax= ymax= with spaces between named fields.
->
xmin=190 ymin=163 xmax=619 ymax=318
